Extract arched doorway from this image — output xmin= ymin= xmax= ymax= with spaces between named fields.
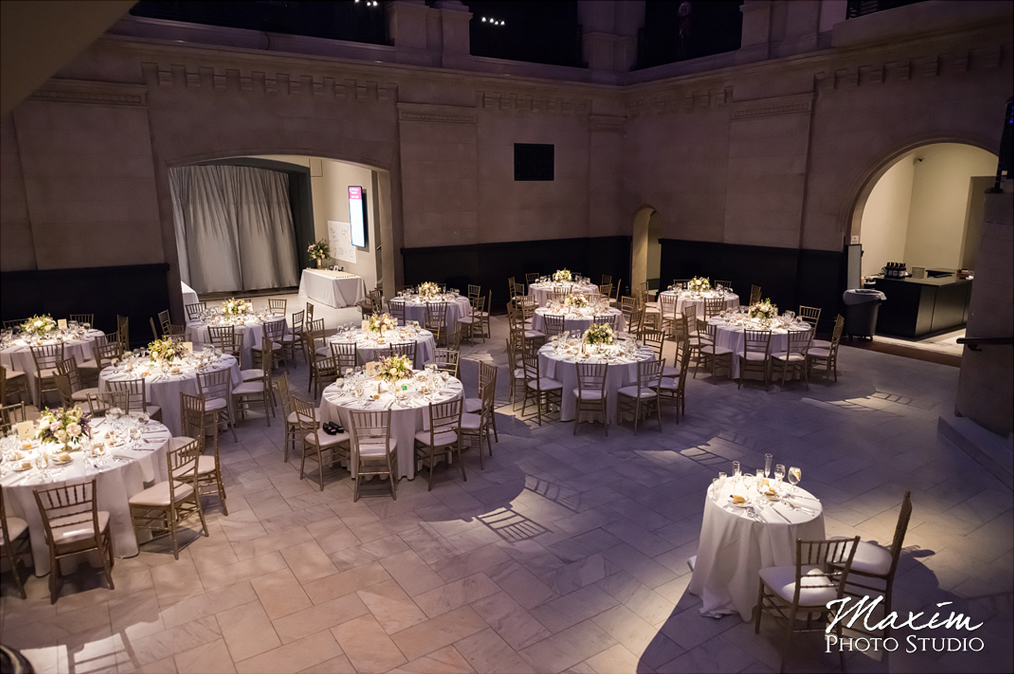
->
xmin=852 ymin=142 xmax=998 ymax=279
xmin=632 ymin=206 xmax=662 ymax=295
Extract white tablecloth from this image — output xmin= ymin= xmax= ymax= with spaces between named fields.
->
xmin=657 ymin=290 xmax=740 ymax=317
xmin=0 ymin=418 xmax=172 ymax=575
xmin=710 ymin=319 xmax=811 ymax=378
xmin=327 ymin=328 xmax=436 ymax=369
xmin=320 ymin=374 xmax=464 ymax=479
xmin=181 ymin=281 xmax=199 ymax=307
xmin=532 ymin=308 xmax=625 ymax=335
xmin=529 ymin=282 xmax=601 ymax=307
xmin=298 ymin=269 xmax=366 ymax=309
xmin=98 ymin=355 xmax=242 ymax=436
xmin=389 ymin=296 xmax=472 ymax=331
xmin=187 ymin=315 xmax=283 ymax=370
xmin=537 ymin=339 xmax=656 ymax=424
xmin=689 ymin=480 xmax=825 ymax=621
xmin=1 ymin=329 xmax=104 ymax=406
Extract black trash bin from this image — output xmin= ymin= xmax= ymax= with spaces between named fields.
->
xmin=843 ymin=289 xmax=886 ymax=340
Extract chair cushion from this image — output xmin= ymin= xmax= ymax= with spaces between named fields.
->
xmin=315 ymin=345 xmax=330 ymax=357
xmin=37 ymin=368 xmax=58 ymax=380
xmin=288 ymin=409 xmax=323 ymax=425
xmin=657 ymin=378 xmax=680 ymax=391
xmin=524 ymin=330 xmax=545 ymax=340
xmin=205 ymin=397 xmax=228 ymax=412
xmin=742 ymin=352 xmax=768 ymax=361
xmin=415 ymin=429 xmax=458 ymax=447
xmin=171 ymin=436 xmax=197 ymax=452
xmin=129 ymin=481 xmax=194 ymax=507
xmin=759 ymin=564 xmax=839 ymax=607
xmin=849 ymin=541 xmax=893 ymax=576
xmin=306 ymin=431 xmax=350 ymax=447
xmin=662 ymin=365 xmax=680 ymax=378
xmin=196 ymin=455 xmax=218 ymax=476
xmin=241 ymin=368 xmax=265 ymax=381
xmin=233 ymin=381 xmax=266 ymax=395
xmin=71 ymin=387 xmax=99 ymax=402
xmin=1 ymin=517 xmax=28 ymax=544
xmin=573 ymin=388 xmax=604 ymax=400
xmin=771 ymin=351 xmax=806 ymax=362
xmin=49 ymin=511 xmax=111 ymax=544
xmin=700 ymin=345 xmax=733 ymax=356
xmin=77 ymin=359 xmax=99 ymax=371
xmin=617 ymin=385 xmax=659 ymax=399
xmin=460 ymin=413 xmax=483 ymax=430
xmin=812 ymin=339 xmax=832 ymax=349
xmin=464 ymin=397 xmax=481 ymax=413
xmin=808 ymin=348 xmax=831 ymax=358
xmin=3 ymin=368 xmax=26 ymax=380
xmin=526 ymin=378 xmax=563 ymax=392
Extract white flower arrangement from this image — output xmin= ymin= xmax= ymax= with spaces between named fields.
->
xmin=308 ymin=239 xmax=330 ymax=262
xmin=563 ymin=295 xmax=588 ymax=309
xmin=583 ymin=322 xmax=615 ymax=346
xmin=222 ymin=298 xmax=252 ymax=316
xmin=376 ymin=354 xmax=412 ymax=383
xmin=148 ymin=337 xmax=187 ymax=364
xmin=21 ymin=314 xmax=57 ymax=338
xmin=750 ymin=298 xmax=777 ymax=320
xmin=687 ymin=276 xmax=711 ymax=293
xmin=37 ymin=405 xmax=90 ymax=446
xmin=553 ymin=269 xmax=572 ymax=282
xmin=366 ymin=313 xmax=397 ymax=335
xmin=417 ymin=282 xmax=441 ymax=299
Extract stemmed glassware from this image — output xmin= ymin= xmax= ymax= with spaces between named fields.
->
xmin=774 ymin=464 xmax=786 ymax=492
xmin=788 ymin=466 xmax=801 ymax=495
xmin=763 ymin=453 xmax=772 ymax=479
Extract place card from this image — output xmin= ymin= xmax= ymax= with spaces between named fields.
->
xmin=16 ymin=421 xmax=35 ymax=440
xmin=183 ymin=341 xmax=193 ymax=353
xmin=57 ymin=319 xmax=68 ymax=329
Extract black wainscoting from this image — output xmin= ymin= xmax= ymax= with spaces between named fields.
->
xmin=1 ymin=264 xmax=171 ymax=348
xmin=402 ymin=236 xmax=632 ymax=311
xmin=659 ymin=239 xmax=846 ymax=337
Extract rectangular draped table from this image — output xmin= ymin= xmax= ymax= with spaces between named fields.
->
xmin=298 ymin=269 xmax=366 ymax=308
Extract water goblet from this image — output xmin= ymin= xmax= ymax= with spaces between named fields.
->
xmin=774 ymin=464 xmax=786 ymax=492
xmin=788 ymin=466 xmax=801 ymax=495
xmin=718 ymin=471 xmax=727 ymax=486
xmin=764 ymin=453 xmax=772 ymax=479
xmin=732 ymin=461 xmax=741 ymax=480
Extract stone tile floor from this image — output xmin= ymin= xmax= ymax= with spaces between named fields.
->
xmin=1 ymin=311 xmax=1011 ymax=674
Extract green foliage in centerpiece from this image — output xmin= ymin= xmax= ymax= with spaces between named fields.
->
xmin=687 ymin=276 xmax=711 ymax=293
xmin=149 ymin=336 xmax=187 ymax=364
xmin=583 ymin=322 xmax=615 ymax=346
xmin=222 ymin=298 xmax=252 ymax=316
xmin=553 ymin=269 xmax=572 ymax=282
xmin=308 ymin=239 xmax=330 ymax=263
xmin=750 ymin=298 xmax=777 ymax=319
xmin=376 ymin=354 xmax=412 ymax=383
xmin=417 ymin=282 xmax=441 ymax=298
xmin=37 ymin=406 xmax=90 ymax=446
xmin=366 ymin=313 xmax=397 ymax=334
xmin=21 ymin=314 xmax=57 ymax=337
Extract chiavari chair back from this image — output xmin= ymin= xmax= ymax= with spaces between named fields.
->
xmin=69 ymin=313 xmax=94 ymax=326
xmin=414 ymin=398 xmax=465 ymax=490
xmin=185 ymin=302 xmax=206 ymax=322
xmin=574 ymin=361 xmax=609 ymax=435
xmin=739 ymin=329 xmax=772 ymax=389
xmin=749 ymin=284 xmax=762 ymax=306
xmin=294 ymin=395 xmax=350 ymax=491
xmin=348 ymin=409 xmax=398 ymax=501
xmin=617 ymin=358 xmax=664 ymax=435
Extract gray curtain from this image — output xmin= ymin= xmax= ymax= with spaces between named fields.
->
xmin=169 ymin=165 xmax=300 ymax=293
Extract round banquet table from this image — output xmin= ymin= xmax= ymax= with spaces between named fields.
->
xmin=532 ymin=307 xmax=625 ymax=334
xmin=389 ymin=295 xmax=472 ymax=332
xmin=688 ymin=479 xmax=825 ymax=621
xmin=0 ymin=417 xmax=172 ymax=575
xmin=320 ymin=371 xmax=464 ymax=479
xmin=98 ymin=353 xmax=242 ymax=436
xmin=187 ymin=312 xmax=284 ymax=369
xmin=537 ymin=337 xmax=656 ymax=425
xmin=528 ymin=282 xmax=601 ymax=308
xmin=657 ymin=290 xmax=740 ymax=317
xmin=1 ymin=329 xmax=104 ymax=406
xmin=327 ymin=327 xmax=436 ymax=369
xmin=709 ymin=317 xmax=812 ymax=379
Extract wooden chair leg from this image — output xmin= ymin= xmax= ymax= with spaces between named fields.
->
xmin=754 ymin=581 xmax=765 ymax=634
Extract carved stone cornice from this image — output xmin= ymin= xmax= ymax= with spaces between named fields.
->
xmin=477 ymin=91 xmax=592 ymax=115
xmin=814 ymin=44 xmax=1007 ymax=90
xmin=397 ymin=102 xmax=476 ymax=125
xmin=731 ymin=92 xmax=813 ymax=120
xmin=624 ymin=86 xmax=732 ymax=117
xmin=29 ymin=79 xmax=148 ymax=107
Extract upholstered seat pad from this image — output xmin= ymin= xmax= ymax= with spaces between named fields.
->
xmin=205 ymin=397 xmax=228 ymax=411
xmin=37 ymin=367 xmax=59 ymax=380
xmin=741 ymin=352 xmax=768 ymax=361
xmin=241 ymin=368 xmax=265 ymax=381
xmin=49 ymin=511 xmax=110 ymax=544
xmin=464 ymin=397 xmax=481 ymax=413
xmin=771 ymin=351 xmax=806 ymax=361
xmin=573 ymin=388 xmax=605 ymax=400
xmin=617 ymin=385 xmax=658 ymax=399
xmin=77 ymin=360 xmax=99 ymax=371
xmin=460 ymin=413 xmax=486 ymax=430
xmin=526 ymin=378 xmax=563 ymax=391
xmin=415 ymin=429 xmax=458 ymax=447
xmin=171 ymin=436 xmax=197 ymax=452
xmin=657 ymin=378 xmax=681 ymax=391
xmin=808 ymin=347 xmax=831 ymax=358
xmin=524 ymin=330 xmax=545 ymax=340
xmin=2 ymin=517 xmax=28 ymax=544
xmin=232 ymin=381 xmax=265 ymax=395
xmin=700 ymin=345 xmax=733 ymax=356
xmin=759 ymin=564 xmax=839 ymax=607
xmin=288 ymin=409 xmax=323 ymax=424
xmin=3 ymin=367 xmax=27 ymax=379
xmin=358 ymin=438 xmax=397 ymax=457
xmin=129 ymin=481 xmax=194 ymax=507
xmin=662 ymin=365 xmax=680 ymax=377
xmin=812 ymin=339 xmax=832 ymax=349
xmin=849 ymin=541 xmax=893 ymax=576
xmin=306 ymin=431 xmax=350 ymax=447
xmin=71 ymin=387 xmax=99 ymax=402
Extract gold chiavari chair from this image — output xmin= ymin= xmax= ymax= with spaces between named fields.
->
xmin=196 ymin=368 xmax=238 ymax=446
xmin=414 ymin=398 xmax=465 ymax=490
xmin=772 ymin=328 xmax=812 ymax=389
xmin=185 ymin=302 xmax=206 ymax=322
xmin=749 ymin=284 xmax=762 ymax=306
xmin=158 ymin=310 xmax=171 ymax=335
xmin=458 ymin=294 xmax=486 ymax=345
xmin=640 ymin=327 xmax=678 ymax=379
xmin=233 ymin=340 xmax=275 ymax=425
xmin=268 ymin=298 xmax=287 ymax=315
xmin=738 ymin=329 xmax=772 ymax=389
xmin=276 ymin=373 xmax=320 ymax=463
xmin=696 ymin=322 xmax=734 ymax=379
xmin=251 ymin=318 xmax=286 ymax=371
xmin=601 ymin=274 xmax=612 ymax=286
xmin=310 ymin=354 xmax=340 ymax=399
xmin=116 ymin=315 xmax=130 ymax=350
xmin=799 ymin=305 xmax=821 ymax=330
xmin=659 ymin=292 xmax=678 ymax=338
xmin=330 ymin=341 xmax=358 ymax=379
xmin=520 ymin=350 xmax=563 ymax=426
xmin=149 ymin=317 xmax=161 ymax=340
xmin=1 ymin=484 xmax=31 ymax=598
xmin=807 ymin=314 xmax=844 ymax=382
xmin=35 ymin=479 xmax=116 ymax=603
xmin=106 ymin=377 xmax=163 ymax=421
xmin=30 ymin=343 xmax=64 ymax=405
xmin=542 ymin=314 xmax=566 ymax=339
xmin=609 ymin=279 xmax=622 ymax=308
xmin=574 ymin=362 xmax=608 ymax=435
xmin=506 ymin=338 xmax=526 ymax=410
xmin=0 ymin=402 xmax=28 ymax=434
xmin=174 ymin=392 xmax=228 ymax=515
xmin=294 ymin=396 xmax=350 ymax=491
xmin=207 ymin=325 xmax=239 ymax=360
xmin=525 ymin=272 xmax=540 ymax=291
xmin=704 ymin=296 xmax=726 ymax=321
xmin=54 ymin=372 xmax=75 ymax=409
xmin=464 ymin=359 xmax=498 ymax=442
xmin=389 ymin=299 xmax=406 ymax=326
xmin=389 ymin=341 xmax=418 ymax=367
xmin=128 ymin=438 xmax=208 ymax=560
xmin=619 ymin=296 xmax=638 ymax=330
xmin=617 ymin=359 xmax=664 ymax=435
xmin=592 ymin=312 xmax=620 ymax=333
xmin=1 ymin=364 xmax=31 ymax=405
xmin=56 ymin=358 xmax=98 ymax=404
xmin=598 ymin=283 xmax=613 ymax=300
xmin=305 ymin=301 xmax=315 ymax=323
xmin=93 ymin=340 xmax=124 ymax=370
xmin=69 ymin=313 xmax=94 ymax=326
xmin=714 ymin=280 xmax=732 ymax=291
xmin=657 ymin=336 xmax=692 ymax=423
xmin=349 ymin=409 xmax=398 ymax=501
xmin=282 ymin=309 xmax=305 ymax=362
xmin=434 ymin=347 xmax=460 ymax=378
xmin=424 ymin=302 xmax=448 ymax=346
xmin=467 ymin=284 xmax=481 ymax=304
xmin=460 ymin=380 xmax=495 ymax=469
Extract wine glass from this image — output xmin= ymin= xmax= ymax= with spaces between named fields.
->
xmin=788 ymin=466 xmax=801 ymax=495
xmin=732 ymin=461 xmax=741 ymax=480
xmin=774 ymin=464 xmax=786 ymax=492
xmin=764 ymin=453 xmax=772 ymax=479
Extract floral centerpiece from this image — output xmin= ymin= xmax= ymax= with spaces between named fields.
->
xmin=21 ymin=314 xmax=57 ymax=338
xmin=308 ymin=239 xmax=330 ymax=267
xmin=37 ymin=406 xmax=90 ymax=449
xmin=417 ymin=282 xmax=441 ymax=299
xmin=686 ymin=276 xmax=711 ymax=293
xmin=366 ymin=313 xmax=397 ymax=335
xmin=583 ymin=322 xmax=615 ymax=346
xmin=750 ymin=298 xmax=777 ymax=320
xmin=563 ymin=295 xmax=589 ymax=309
xmin=148 ymin=336 xmax=187 ymax=364
xmin=553 ymin=269 xmax=572 ymax=282
xmin=223 ymin=298 xmax=252 ymax=316
xmin=376 ymin=354 xmax=412 ymax=383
